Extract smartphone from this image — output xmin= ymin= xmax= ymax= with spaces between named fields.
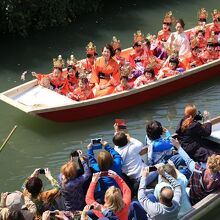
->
xmin=70 ymin=150 xmax=79 ymax=157
xmin=91 ymin=138 xmax=102 ymax=150
xmin=149 ymin=166 xmax=157 ymax=172
xmin=50 ymin=211 xmax=57 ymax=216
xmin=100 ymin=171 xmax=108 ymax=177
xmin=172 ymin=133 xmax=179 ymax=139
xmin=115 ymin=119 xmax=127 ymax=129
xmin=39 ymin=168 xmax=45 ymax=174
xmin=89 ymin=205 xmax=94 ymax=210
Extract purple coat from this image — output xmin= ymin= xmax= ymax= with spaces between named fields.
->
xmin=58 ymin=161 xmax=91 ymax=211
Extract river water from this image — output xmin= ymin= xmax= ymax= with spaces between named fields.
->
xmin=0 ymin=0 xmax=220 ymax=217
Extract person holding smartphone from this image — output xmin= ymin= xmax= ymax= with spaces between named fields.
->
xmin=58 ymin=154 xmax=91 ymax=211
xmin=87 ymin=140 xmax=123 ymax=203
xmin=22 ymin=168 xmax=60 ymax=217
xmin=113 ymin=131 xmax=149 ymax=198
xmin=86 ymin=171 xmax=131 ymax=220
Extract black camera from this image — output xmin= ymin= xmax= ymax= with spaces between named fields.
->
xmin=39 ymin=168 xmax=45 ymax=174
xmin=70 ymin=150 xmax=79 ymax=157
xmin=194 ymin=111 xmax=203 ymax=121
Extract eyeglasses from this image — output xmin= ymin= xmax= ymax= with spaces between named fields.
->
xmin=163 ymin=22 xmax=171 ymax=26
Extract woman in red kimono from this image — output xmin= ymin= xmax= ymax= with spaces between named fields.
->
xmin=90 ymin=44 xmax=120 ymax=97
xmin=188 ymin=8 xmax=208 ymax=40
xmin=128 ymin=31 xmax=146 ymax=69
xmin=206 ymin=9 xmax=220 ymax=40
xmin=182 ymin=42 xmax=204 ymax=70
xmin=134 ymin=67 xmax=156 ymax=87
xmin=68 ymin=77 xmax=94 ymax=101
xmin=111 ymin=36 xmax=126 ymax=67
xmin=81 ymin=42 xmax=97 ymax=77
xmin=200 ymin=39 xmax=219 ymax=63
xmin=114 ymin=64 xmax=133 ymax=93
xmin=155 ymin=11 xmax=174 ymax=60
xmin=194 ymin=30 xmax=207 ymax=51
xmin=61 ymin=55 xmax=79 ymax=95
xmin=157 ymin=57 xmax=179 ymax=79
xmin=32 ymin=55 xmax=66 ymax=94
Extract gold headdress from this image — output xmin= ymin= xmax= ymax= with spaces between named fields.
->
xmin=133 ymin=30 xmax=145 ymax=44
xmin=197 ymin=8 xmax=208 ymax=21
xmin=86 ymin=42 xmax=97 ymax=55
xmin=111 ymin=36 xmax=121 ymax=50
xmin=194 ymin=25 xmax=205 ymax=34
xmin=163 ymin=11 xmax=174 ymax=24
xmin=208 ymin=31 xmax=218 ymax=44
xmin=120 ymin=63 xmax=132 ymax=78
xmin=67 ymin=54 xmax=78 ymax=66
xmin=146 ymin=33 xmax=157 ymax=43
xmin=53 ymin=55 xmax=65 ymax=69
xmin=165 ymin=43 xmax=179 ymax=58
xmin=147 ymin=57 xmax=157 ymax=69
xmin=76 ymin=62 xmax=87 ymax=78
xmin=190 ymin=38 xmax=199 ymax=49
xmin=211 ymin=9 xmax=220 ymax=21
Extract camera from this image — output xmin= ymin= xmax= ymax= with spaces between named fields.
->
xmin=91 ymin=138 xmax=102 ymax=150
xmin=70 ymin=150 xmax=79 ymax=157
xmin=38 ymin=168 xmax=45 ymax=174
xmin=100 ymin=171 xmax=108 ymax=177
xmin=50 ymin=211 xmax=57 ymax=216
xmin=194 ymin=111 xmax=203 ymax=121
xmin=50 ymin=211 xmax=57 ymax=220
xmin=149 ymin=166 xmax=157 ymax=172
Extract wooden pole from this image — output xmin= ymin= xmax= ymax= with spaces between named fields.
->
xmin=0 ymin=125 xmax=18 ymax=152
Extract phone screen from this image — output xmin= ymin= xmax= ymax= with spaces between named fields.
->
xmin=100 ymin=171 xmax=108 ymax=177
xmin=92 ymin=138 xmax=102 ymax=144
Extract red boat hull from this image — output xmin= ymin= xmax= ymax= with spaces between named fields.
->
xmin=39 ymin=63 xmax=220 ymax=122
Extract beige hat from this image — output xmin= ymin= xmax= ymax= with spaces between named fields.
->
xmin=6 ymin=192 xmax=26 ymax=212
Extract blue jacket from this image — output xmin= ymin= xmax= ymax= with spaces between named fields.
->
xmin=146 ymin=131 xmax=173 ymax=165
xmin=87 ymin=144 xmax=123 ymax=191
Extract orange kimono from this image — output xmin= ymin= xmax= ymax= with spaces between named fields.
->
xmin=128 ymin=49 xmax=146 ymax=69
xmin=82 ymin=58 xmax=94 ymax=73
xmin=157 ymin=30 xmax=171 ymax=43
xmin=134 ymin=75 xmax=156 ymax=87
xmin=158 ymin=67 xmax=178 ymax=78
xmin=61 ymin=75 xmax=79 ymax=95
xmin=71 ymin=87 xmax=94 ymax=101
xmin=90 ymin=57 xmax=120 ymax=97
xmin=182 ymin=53 xmax=204 ymax=70
xmin=114 ymin=55 xmax=126 ymax=67
xmin=34 ymin=72 xmax=66 ymax=93
xmin=200 ymin=50 xmax=219 ymax=63
xmin=197 ymin=38 xmax=207 ymax=50
xmin=113 ymin=82 xmax=133 ymax=93
xmin=205 ymin=25 xmax=220 ymax=39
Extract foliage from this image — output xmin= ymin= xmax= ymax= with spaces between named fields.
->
xmin=0 ymin=0 xmax=103 ymax=36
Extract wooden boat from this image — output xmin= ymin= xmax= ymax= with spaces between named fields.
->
xmin=180 ymin=115 xmax=220 ymax=220
xmin=0 ymin=25 xmax=220 ymax=122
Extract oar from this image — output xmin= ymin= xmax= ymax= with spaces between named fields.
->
xmin=0 ymin=125 xmax=18 ymax=153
